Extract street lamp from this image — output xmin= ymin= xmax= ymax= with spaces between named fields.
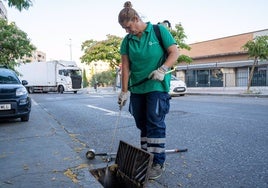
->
xmin=94 ymin=63 xmax=98 ymax=91
xmin=69 ymin=38 xmax=72 ymax=61
xmin=94 ymin=63 xmax=97 ymax=73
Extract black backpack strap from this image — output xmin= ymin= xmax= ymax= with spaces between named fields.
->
xmin=153 ymin=24 xmax=165 ymax=52
xmin=153 ymin=24 xmax=168 ymax=64
xmin=126 ymin=33 xmax=131 ymax=55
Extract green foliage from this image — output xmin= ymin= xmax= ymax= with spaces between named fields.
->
xmin=170 ymin=23 xmax=191 ymax=51
xmin=90 ymin=70 xmax=115 ymax=87
xmin=82 ymin=68 xmax=89 ymax=88
xmin=243 ymin=35 xmax=268 ymax=60
xmin=160 ymin=22 xmax=192 ymax=64
xmin=4 ymin=0 xmax=33 ymax=11
xmin=0 ymin=18 xmax=36 ymax=70
xmin=242 ymin=35 xmax=268 ymax=91
xmin=177 ymin=54 xmax=193 ymax=64
xmin=80 ymin=35 xmax=122 ymax=70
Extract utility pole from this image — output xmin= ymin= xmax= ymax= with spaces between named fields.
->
xmin=69 ymin=38 xmax=72 ymax=61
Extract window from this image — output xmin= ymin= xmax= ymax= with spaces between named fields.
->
xmin=210 ymin=69 xmax=223 ymax=87
xmin=252 ymin=67 xmax=267 ymax=86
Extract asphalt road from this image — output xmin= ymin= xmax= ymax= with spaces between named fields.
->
xmin=0 ymin=91 xmax=267 ymax=188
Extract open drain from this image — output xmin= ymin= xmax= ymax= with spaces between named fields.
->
xmin=90 ymin=140 xmax=153 ymax=188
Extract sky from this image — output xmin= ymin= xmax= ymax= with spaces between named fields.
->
xmin=3 ymin=0 xmax=268 ymax=65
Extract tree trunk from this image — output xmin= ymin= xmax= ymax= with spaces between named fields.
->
xmin=247 ymin=58 xmax=258 ymax=92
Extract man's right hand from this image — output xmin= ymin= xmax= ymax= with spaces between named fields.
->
xmin=118 ymin=91 xmax=128 ymax=109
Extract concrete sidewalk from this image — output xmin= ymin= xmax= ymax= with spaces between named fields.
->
xmin=83 ymin=86 xmax=268 ymax=97
xmin=0 ymin=101 xmax=100 ymax=188
xmin=186 ymin=86 xmax=268 ymax=97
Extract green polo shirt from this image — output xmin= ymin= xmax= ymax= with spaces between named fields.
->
xmin=120 ymin=22 xmax=176 ymax=94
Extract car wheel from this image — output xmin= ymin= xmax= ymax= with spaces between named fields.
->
xmin=58 ymin=85 xmax=64 ymax=93
xmin=21 ymin=114 xmax=30 ymax=122
xmin=28 ymin=87 xmax=34 ymax=93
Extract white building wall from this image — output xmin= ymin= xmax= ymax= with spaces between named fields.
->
xmin=253 ymin=29 xmax=268 ymax=38
xmin=0 ymin=0 xmax=7 ymax=20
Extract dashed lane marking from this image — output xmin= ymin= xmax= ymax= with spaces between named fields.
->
xmin=86 ymin=104 xmax=132 ymax=118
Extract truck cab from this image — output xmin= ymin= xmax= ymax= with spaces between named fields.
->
xmin=58 ymin=67 xmax=82 ymax=93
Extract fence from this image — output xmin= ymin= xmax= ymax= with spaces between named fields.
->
xmin=185 ymin=72 xmax=267 ymax=87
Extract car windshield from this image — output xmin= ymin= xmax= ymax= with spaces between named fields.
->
xmin=69 ymin=69 xmax=82 ymax=76
xmin=0 ymin=71 xmax=20 ymax=84
xmin=59 ymin=69 xmax=81 ymax=77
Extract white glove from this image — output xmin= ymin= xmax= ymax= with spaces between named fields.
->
xmin=118 ymin=91 xmax=128 ymax=109
xmin=148 ymin=67 xmax=166 ymax=81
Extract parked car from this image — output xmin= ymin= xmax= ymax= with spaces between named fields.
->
xmin=169 ymin=75 xmax=187 ymax=96
xmin=0 ymin=67 xmax=31 ymax=121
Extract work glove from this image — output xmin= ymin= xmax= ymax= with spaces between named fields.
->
xmin=148 ymin=67 xmax=166 ymax=81
xmin=118 ymin=91 xmax=128 ymax=109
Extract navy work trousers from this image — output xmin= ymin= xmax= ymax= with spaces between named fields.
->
xmin=129 ymin=91 xmax=171 ymax=165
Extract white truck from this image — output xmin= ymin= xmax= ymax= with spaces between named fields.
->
xmin=16 ymin=60 xmax=82 ymax=93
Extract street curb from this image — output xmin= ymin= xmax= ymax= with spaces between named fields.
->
xmin=186 ymin=92 xmax=268 ymax=98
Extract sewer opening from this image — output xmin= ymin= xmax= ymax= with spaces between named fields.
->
xmin=90 ymin=140 xmax=153 ymax=188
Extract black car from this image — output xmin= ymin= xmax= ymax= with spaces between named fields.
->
xmin=0 ymin=67 xmax=31 ymax=121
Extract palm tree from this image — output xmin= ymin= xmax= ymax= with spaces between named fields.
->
xmin=242 ymin=35 xmax=268 ymax=92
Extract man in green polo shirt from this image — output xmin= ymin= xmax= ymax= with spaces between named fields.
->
xmin=117 ymin=1 xmax=179 ymax=180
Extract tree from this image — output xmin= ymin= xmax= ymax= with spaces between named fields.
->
xmin=0 ymin=18 xmax=36 ymax=70
xmin=80 ymin=35 xmax=122 ymax=69
xmin=165 ymin=22 xmax=192 ymax=65
xmin=82 ymin=68 xmax=89 ymax=88
xmin=242 ymin=35 xmax=268 ymax=92
xmin=90 ymin=70 xmax=115 ymax=87
xmin=4 ymin=0 xmax=33 ymax=11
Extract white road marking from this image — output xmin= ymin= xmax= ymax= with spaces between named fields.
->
xmin=31 ymin=99 xmax=38 ymax=105
xmin=86 ymin=104 xmax=132 ymax=118
xmin=87 ymin=104 xmax=115 ymax=113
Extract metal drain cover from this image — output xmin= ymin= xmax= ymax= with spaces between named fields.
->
xmin=90 ymin=140 xmax=153 ymax=187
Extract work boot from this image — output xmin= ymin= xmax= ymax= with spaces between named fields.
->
xmin=148 ymin=163 xmax=165 ymax=180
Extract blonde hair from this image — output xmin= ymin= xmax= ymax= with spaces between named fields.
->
xmin=118 ymin=1 xmax=140 ymax=25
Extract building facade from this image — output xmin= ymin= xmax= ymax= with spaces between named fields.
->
xmin=0 ymin=0 xmax=7 ymax=20
xmin=26 ymin=50 xmax=46 ymax=62
xmin=177 ymin=29 xmax=268 ymax=88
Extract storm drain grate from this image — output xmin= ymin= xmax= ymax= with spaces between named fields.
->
xmin=90 ymin=140 xmax=153 ymax=188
